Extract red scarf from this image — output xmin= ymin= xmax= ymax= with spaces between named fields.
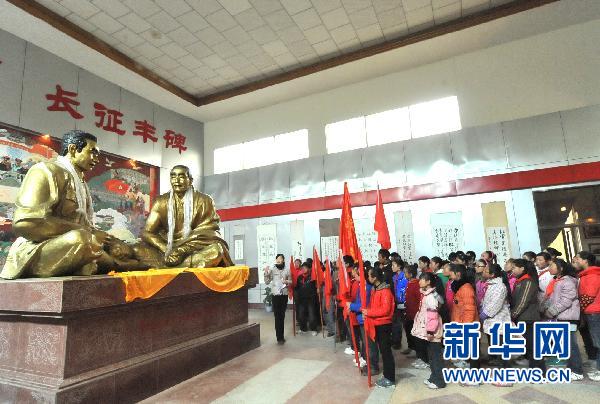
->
xmin=515 ymin=274 xmax=531 ymax=284
xmin=545 ymin=276 xmax=560 ymax=297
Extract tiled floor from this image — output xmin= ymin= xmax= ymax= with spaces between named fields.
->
xmin=142 ymin=309 xmax=600 ymax=404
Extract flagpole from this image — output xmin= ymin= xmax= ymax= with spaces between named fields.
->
xmin=333 ymin=299 xmax=337 ymax=353
xmin=292 ymin=298 xmax=296 ymax=337
xmin=348 ymin=311 xmax=361 ymax=374
xmin=317 ymin=288 xmax=325 ymax=338
xmin=365 ymin=319 xmax=372 ymax=387
xmin=359 ymin=254 xmax=372 ymax=388
xmin=290 ymin=257 xmax=297 ymax=337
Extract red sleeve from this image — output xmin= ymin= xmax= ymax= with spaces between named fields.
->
xmin=350 ymin=281 xmax=359 ymax=301
xmin=368 ymin=289 xmax=394 ymax=318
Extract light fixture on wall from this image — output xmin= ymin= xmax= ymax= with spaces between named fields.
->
xmin=585 ymin=217 xmax=595 ymax=224
xmin=560 ymin=206 xmax=567 ymax=212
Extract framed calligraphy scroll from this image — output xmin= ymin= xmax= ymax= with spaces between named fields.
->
xmin=430 ymin=212 xmax=464 ymax=260
xmin=482 ymin=201 xmax=512 ymax=266
xmin=394 ymin=211 xmax=417 ymax=264
xmin=257 ymin=223 xmax=277 ymax=283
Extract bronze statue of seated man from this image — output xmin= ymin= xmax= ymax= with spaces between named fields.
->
xmin=140 ymin=165 xmax=233 ymax=268
xmin=1 ymin=130 xmax=116 ymax=279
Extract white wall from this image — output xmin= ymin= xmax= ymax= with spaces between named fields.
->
xmin=229 ymin=188 xmax=540 ymax=304
xmin=204 ymin=16 xmax=600 ymax=175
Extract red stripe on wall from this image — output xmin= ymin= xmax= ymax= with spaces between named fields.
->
xmin=217 ymin=161 xmax=600 ymax=221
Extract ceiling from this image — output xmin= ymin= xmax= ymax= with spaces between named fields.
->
xmin=1 ymin=0 xmax=596 ymax=122
xmin=33 ymin=0 xmax=513 ymax=98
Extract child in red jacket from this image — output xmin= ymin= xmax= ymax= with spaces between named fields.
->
xmin=576 ymin=251 xmax=600 ymax=381
xmin=363 ymin=266 xmax=395 ymax=388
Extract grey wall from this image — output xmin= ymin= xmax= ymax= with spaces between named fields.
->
xmin=203 ymin=103 xmax=600 ymax=209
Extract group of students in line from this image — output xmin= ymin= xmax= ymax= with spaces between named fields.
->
xmin=264 ymin=247 xmax=600 ymax=389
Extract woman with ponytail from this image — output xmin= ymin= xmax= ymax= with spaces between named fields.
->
xmin=450 ymin=264 xmax=478 ymax=324
xmin=539 ymin=259 xmax=583 ymax=380
xmin=511 ymin=259 xmax=546 ymax=372
xmin=482 ymin=250 xmax=498 ymax=265
xmin=481 ymin=264 xmax=513 ymax=374
xmin=412 ymin=272 xmax=446 ymax=389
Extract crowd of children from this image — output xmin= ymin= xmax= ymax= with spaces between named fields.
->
xmin=265 ymin=247 xmax=600 ymax=389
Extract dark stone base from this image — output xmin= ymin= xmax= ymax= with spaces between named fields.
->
xmin=0 ymin=323 xmax=259 ymax=403
xmin=0 ymin=268 xmax=260 ymax=403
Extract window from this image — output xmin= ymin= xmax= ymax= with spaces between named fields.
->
xmin=409 ymin=96 xmax=461 ymax=139
xmin=243 ymin=136 xmax=276 ymax=169
xmin=213 ymin=129 xmax=309 ymax=174
xmin=324 ymin=96 xmax=462 ymax=153
xmin=214 ymin=143 xmax=244 ymax=174
xmin=274 ymin=129 xmax=309 ymax=163
xmin=325 ymin=117 xmax=367 ymax=154
xmin=366 ymin=107 xmax=411 ymax=146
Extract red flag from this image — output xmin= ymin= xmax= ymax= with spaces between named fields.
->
xmin=324 ymin=258 xmax=333 ymax=310
xmin=339 ymin=182 xmax=360 ymax=261
xmin=104 ymin=178 xmax=129 ymax=195
xmin=311 ymin=247 xmax=324 ymax=287
xmin=374 ymin=186 xmax=391 ymax=250
xmin=337 ymin=253 xmax=348 ymax=302
xmin=288 ymin=255 xmax=298 ymax=299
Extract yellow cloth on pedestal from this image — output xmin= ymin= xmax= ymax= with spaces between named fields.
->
xmin=108 ymin=266 xmax=250 ymax=302
xmin=185 ymin=266 xmax=249 ymax=292
xmin=109 ymin=268 xmax=184 ymax=302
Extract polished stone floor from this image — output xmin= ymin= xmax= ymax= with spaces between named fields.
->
xmin=142 ymin=309 xmax=600 ymax=404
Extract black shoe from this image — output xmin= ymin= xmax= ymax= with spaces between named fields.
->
xmin=392 ymin=344 xmax=402 ymax=350
xmin=327 ymin=332 xmax=335 ymax=337
xmin=277 ymin=339 xmax=285 ymax=345
xmin=375 ymin=378 xmax=395 ymax=388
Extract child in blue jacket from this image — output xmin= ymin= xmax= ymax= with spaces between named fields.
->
xmin=391 ymin=257 xmax=408 ymax=349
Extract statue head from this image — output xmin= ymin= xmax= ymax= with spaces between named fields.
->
xmin=170 ymin=165 xmax=193 ymax=196
xmin=60 ymin=130 xmax=99 ymax=172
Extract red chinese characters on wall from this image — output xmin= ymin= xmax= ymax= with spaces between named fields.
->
xmin=46 ymin=85 xmax=84 ymax=120
xmin=133 ymin=120 xmax=157 ymax=143
xmin=163 ymin=130 xmax=187 ymax=154
xmin=94 ymin=102 xmax=126 ymax=135
xmin=44 ymin=84 xmax=187 ymax=152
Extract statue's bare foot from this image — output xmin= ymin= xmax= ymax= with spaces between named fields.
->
xmin=74 ymin=262 xmax=99 ymax=276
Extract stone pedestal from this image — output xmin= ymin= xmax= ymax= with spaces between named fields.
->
xmin=0 ymin=268 xmax=260 ymax=403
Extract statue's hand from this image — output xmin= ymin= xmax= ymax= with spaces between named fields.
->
xmin=93 ymin=229 xmax=114 ymax=245
xmin=165 ymin=251 xmax=184 ymax=267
